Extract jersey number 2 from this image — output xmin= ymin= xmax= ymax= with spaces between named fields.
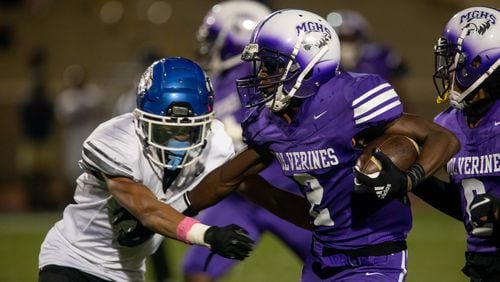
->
xmin=294 ymin=173 xmax=334 ymax=227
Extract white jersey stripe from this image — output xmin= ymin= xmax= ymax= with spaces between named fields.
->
xmin=352 ymin=82 xmax=391 ymax=107
xmin=353 ymin=89 xmax=399 ymax=118
xmin=398 ymin=249 xmax=408 ymax=282
xmin=355 ymin=100 xmax=401 ymax=125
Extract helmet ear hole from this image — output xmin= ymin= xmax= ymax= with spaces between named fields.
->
xmin=471 ymin=56 xmax=481 ymax=69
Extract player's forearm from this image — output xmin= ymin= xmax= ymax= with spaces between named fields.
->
xmin=186 ymin=168 xmax=238 ymax=212
xmin=385 ymin=114 xmax=460 ymax=183
xmin=416 ymin=130 xmax=459 ymax=178
xmin=189 ymin=148 xmax=265 ymax=211
xmin=106 ymin=176 xmax=185 ymax=238
xmin=139 ymin=200 xmax=188 ymax=238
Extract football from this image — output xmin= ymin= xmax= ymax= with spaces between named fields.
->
xmin=356 ymin=134 xmax=420 ymax=177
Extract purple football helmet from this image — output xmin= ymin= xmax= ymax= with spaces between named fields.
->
xmin=237 ymin=9 xmax=340 ymax=112
xmin=433 ymin=6 xmax=500 ymax=109
xmin=196 ymin=0 xmax=271 ymax=75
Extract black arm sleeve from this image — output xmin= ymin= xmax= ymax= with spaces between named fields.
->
xmin=411 ymin=176 xmax=462 ymax=221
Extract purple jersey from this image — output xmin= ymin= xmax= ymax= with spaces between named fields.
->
xmin=242 ymin=72 xmax=410 ymax=257
xmin=434 ymin=100 xmax=500 ymax=253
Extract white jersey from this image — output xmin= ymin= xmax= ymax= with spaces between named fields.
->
xmin=39 ymin=113 xmax=234 ymax=282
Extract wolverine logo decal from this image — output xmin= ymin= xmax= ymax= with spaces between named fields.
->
xmin=464 ymin=20 xmax=492 ymax=36
xmin=302 ymin=30 xmax=331 ymax=51
xmin=459 ymin=10 xmax=496 ymax=36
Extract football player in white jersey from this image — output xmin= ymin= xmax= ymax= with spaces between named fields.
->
xmin=38 ymin=57 xmax=254 ymax=282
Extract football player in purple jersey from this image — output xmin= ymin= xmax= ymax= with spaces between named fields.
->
xmin=181 ymin=2 xmax=311 ymax=281
xmin=411 ymin=6 xmax=500 ymax=282
xmin=176 ymin=9 xmax=459 ymax=281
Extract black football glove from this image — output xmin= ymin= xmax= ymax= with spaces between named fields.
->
xmin=204 ymin=224 xmax=254 ymax=260
xmin=469 ymin=193 xmax=500 ymax=237
xmin=112 ymin=207 xmax=154 ymax=247
xmin=354 ymin=149 xmax=410 ymax=201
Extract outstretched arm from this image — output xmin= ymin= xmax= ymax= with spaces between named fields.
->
xmin=183 ymin=147 xmax=311 ymax=229
xmin=107 ymin=176 xmax=185 ymax=239
xmin=187 ymin=147 xmax=269 ymax=211
xmin=106 ymin=175 xmax=254 ymax=260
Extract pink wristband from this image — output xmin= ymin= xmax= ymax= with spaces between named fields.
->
xmin=176 ymin=217 xmax=199 ymax=243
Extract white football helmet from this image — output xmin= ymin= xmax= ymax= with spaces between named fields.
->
xmin=237 ymin=9 xmax=340 ymax=112
xmin=433 ymin=6 xmax=500 ymax=109
xmin=196 ymin=0 xmax=271 ymax=75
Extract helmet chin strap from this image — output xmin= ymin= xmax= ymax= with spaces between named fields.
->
xmin=450 ymin=59 xmax=500 ymax=109
xmin=448 ymin=27 xmax=470 ymax=110
xmin=287 ymin=46 xmax=329 ymax=98
xmin=269 ymin=31 xmax=329 ymax=112
xmin=269 ymin=31 xmax=305 ymax=112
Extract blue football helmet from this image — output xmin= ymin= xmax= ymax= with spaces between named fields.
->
xmin=433 ymin=6 xmax=500 ymax=109
xmin=237 ymin=9 xmax=340 ymax=112
xmin=196 ymin=0 xmax=271 ymax=75
xmin=134 ymin=57 xmax=214 ymax=169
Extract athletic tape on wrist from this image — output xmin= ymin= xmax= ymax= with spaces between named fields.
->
xmin=407 ymin=163 xmax=425 ymax=189
xmin=176 ymin=217 xmax=199 ymax=243
xmin=175 ymin=217 xmax=210 ymax=247
xmin=187 ymin=223 xmax=210 ymax=247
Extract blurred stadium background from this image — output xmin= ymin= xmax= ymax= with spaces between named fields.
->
xmin=0 ymin=0 xmax=495 ymax=281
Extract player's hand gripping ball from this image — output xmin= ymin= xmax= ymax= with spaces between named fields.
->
xmin=354 ymin=134 xmax=420 ymax=200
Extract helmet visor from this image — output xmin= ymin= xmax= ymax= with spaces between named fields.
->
xmin=149 ymin=123 xmax=202 ymax=149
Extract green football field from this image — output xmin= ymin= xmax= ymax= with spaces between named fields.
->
xmin=0 ymin=204 xmax=467 ymax=282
